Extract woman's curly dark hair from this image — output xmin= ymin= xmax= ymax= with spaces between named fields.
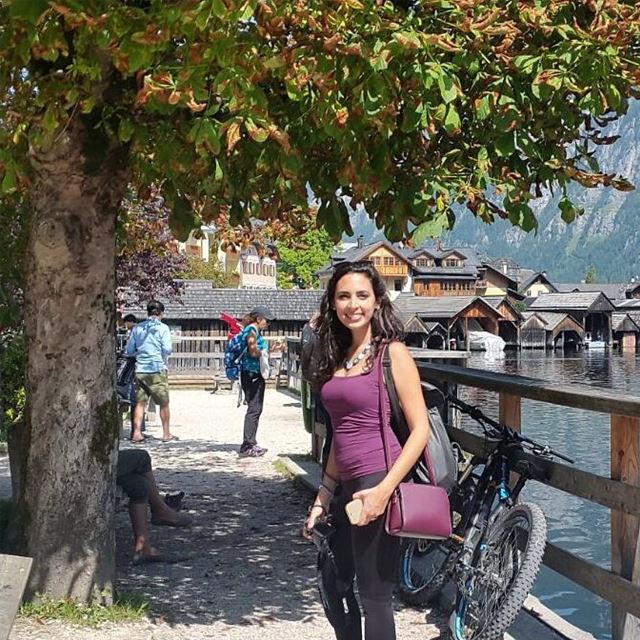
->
xmin=310 ymin=261 xmax=404 ymax=389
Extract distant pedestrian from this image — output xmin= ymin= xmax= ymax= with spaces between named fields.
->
xmin=238 ymin=306 xmax=275 ymax=457
xmin=119 ymin=314 xmax=146 ymax=434
xmin=126 ymin=300 xmax=176 ymax=443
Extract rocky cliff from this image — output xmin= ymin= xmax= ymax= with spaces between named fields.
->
xmin=349 ymin=101 xmax=640 ymax=283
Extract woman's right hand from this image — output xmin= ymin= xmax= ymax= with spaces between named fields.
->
xmin=302 ymin=503 xmax=327 ymax=540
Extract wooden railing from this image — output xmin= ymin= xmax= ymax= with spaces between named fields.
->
xmin=417 ymin=362 xmax=640 ymax=640
xmin=167 ymin=335 xmax=287 ymax=377
xmin=287 ymin=338 xmax=640 ymax=639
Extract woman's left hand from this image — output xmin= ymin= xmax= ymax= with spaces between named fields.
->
xmin=352 ymin=484 xmax=393 ymax=526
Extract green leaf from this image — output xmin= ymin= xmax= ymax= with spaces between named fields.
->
xmin=1 ymin=164 xmax=18 ymax=194
xmin=211 ymin=0 xmax=228 ymax=19
xmin=214 ymin=159 xmax=223 ymax=181
xmin=438 ymin=72 xmax=458 ymax=104
xmin=559 ymin=195 xmax=583 ymax=223
xmin=443 ymin=105 xmax=461 ymax=134
xmin=118 ymin=119 xmax=135 ymax=143
xmin=494 ymin=132 xmax=514 ymax=157
xmin=9 ymin=0 xmax=48 ymax=23
xmin=476 ymin=95 xmax=491 ymax=120
xmin=412 ymin=212 xmax=449 ymax=245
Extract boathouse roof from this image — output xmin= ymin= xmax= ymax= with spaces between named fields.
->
xmin=124 ymin=280 xmax=323 ymax=321
xmin=612 ymin=313 xmax=640 ymax=333
xmin=403 ymin=315 xmax=447 ymax=335
xmin=615 ymin=298 xmax=640 ymax=310
xmin=392 ymin=293 xmax=501 ymax=322
xmin=522 ymin=311 xmax=584 ymax=332
xmin=528 ymin=292 xmax=615 ymax=313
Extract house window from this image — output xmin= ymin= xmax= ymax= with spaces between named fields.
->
xmin=371 ymin=256 xmax=381 ymax=266
xmin=394 ymin=279 xmax=402 ymax=291
xmin=444 ymin=259 xmax=461 ymax=267
xmin=416 ymin=258 xmax=433 ymax=267
xmin=383 ymin=257 xmax=393 ymax=266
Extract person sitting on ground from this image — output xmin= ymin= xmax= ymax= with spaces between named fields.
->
xmin=117 ymin=449 xmax=192 ymax=564
xmin=126 ymin=300 xmax=176 ymax=443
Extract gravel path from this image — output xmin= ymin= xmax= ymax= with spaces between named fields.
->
xmin=7 ymin=388 xmax=446 ymax=640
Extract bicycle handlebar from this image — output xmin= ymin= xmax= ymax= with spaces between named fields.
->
xmin=446 ymin=393 xmax=575 ymax=464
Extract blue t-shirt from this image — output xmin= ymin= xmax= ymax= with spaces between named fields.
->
xmin=241 ymin=325 xmax=267 ymax=374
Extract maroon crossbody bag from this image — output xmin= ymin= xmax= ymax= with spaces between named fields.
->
xmin=378 ymin=345 xmax=452 ymax=539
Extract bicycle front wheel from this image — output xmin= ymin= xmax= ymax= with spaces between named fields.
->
xmin=452 ymin=502 xmax=547 ymax=640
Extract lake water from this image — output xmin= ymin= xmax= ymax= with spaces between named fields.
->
xmin=459 ymin=349 xmax=640 ymax=639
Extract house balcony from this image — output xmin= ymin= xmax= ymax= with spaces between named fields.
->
xmin=376 ymin=265 xmax=409 ymax=277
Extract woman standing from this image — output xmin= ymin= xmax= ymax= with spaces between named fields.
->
xmin=303 ymin=261 xmax=430 ymax=640
xmin=239 ymin=305 xmax=275 ymax=458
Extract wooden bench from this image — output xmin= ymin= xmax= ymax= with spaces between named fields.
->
xmin=0 ymin=554 xmax=33 ymax=640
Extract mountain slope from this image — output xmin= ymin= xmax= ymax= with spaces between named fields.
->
xmin=350 ymin=101 xmax=640 ymax=283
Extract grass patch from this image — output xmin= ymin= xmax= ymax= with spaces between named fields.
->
xmin=273 ymin=458 xmax=295 ymax=479
xmin=20 ymin=592 xmax=148 ymax=627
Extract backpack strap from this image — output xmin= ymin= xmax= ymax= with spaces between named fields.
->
xmin=382 ymin=347 xmax=410 ymax=445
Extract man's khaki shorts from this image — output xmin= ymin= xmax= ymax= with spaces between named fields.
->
xmin=135 ymin=371 xmax=170 ymax=407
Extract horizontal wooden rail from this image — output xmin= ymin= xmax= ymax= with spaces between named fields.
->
xmin=418 ymin=362 xmax=640 ymax=418
xmin=447 ymin=426 xmax=640 ymax=518
xmin=544 ymin=543 xmax=640 ymax=620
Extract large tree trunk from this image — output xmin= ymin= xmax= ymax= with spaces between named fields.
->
xmin=17 ymin=118 xmax=128 ymax=602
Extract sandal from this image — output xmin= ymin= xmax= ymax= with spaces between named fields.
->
xmin=161 ymin=435 xmax=180 ymax=443
xmin=132 ymin=552 xmax=177 ymax=565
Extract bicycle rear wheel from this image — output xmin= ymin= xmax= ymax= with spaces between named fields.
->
xmin=451 ymin=502 xmax=547 ymax=640
xmin=397 ymin=538 xmax=455 ymax=606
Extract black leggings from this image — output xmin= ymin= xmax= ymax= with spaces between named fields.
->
xmin=338 ymin=471 xmax=400 ymax=640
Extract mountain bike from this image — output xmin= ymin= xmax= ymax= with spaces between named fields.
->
xmin=397 ymin=395 xmax=573 ymax=640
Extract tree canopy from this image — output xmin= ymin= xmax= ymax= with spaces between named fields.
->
xmin=2 ymin=0 xmax=639 ymax=241
xmin=276 ymin=226 xmax=334 ymax=288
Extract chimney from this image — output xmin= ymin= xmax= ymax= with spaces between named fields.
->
xmin=502 ymin=260 xmax=508 ymax=274
xmin=357 ymin=235 xmax=365 ymax=249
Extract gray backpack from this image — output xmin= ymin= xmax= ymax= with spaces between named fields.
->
xmin=382 ymin=351 xmax=458 ymax=493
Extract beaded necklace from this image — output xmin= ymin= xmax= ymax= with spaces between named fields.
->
xmin=344 ymin=342 xmax=372 ymax=370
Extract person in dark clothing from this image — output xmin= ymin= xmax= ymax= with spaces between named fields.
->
xmin=238 ymin=306 xmax=275 ymax=457
xmin=303 ymin=261 xmax=430 ymax=640
xmin=117 ymin=449 xmax=191 ymax=564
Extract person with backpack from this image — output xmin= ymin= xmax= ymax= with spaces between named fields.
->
xmin=237 ymin=306 xmax=275 ymax=458
xmin=302 ymin=261 xmax=431 ymax=640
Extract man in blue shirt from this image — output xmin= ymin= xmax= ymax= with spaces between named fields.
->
xmin=126 ymin=300 xmax=176 ymax=443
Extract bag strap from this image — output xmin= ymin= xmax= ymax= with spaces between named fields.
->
xmin=382 ymin=350 xmax=410 ymax=445
xmin=377 ymin=344 xmax=395 ymax=474
xmin=380 ymin=344 xmax=437 ymax=485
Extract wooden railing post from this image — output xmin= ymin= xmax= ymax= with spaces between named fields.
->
xmin=499 ymin=393 xmax=521 ymax=433
xmin=500 ymin=393 xmax=522 ymax=487
xmin=611 ymin=414 xmax=640 ymax=640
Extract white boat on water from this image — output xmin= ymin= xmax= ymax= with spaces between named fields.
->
xmin=468 ymin=331 xmax=506 ymax=352
xmin=584 ymin=332 xmax=607 ymax=349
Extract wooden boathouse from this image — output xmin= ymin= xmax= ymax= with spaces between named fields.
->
xmin=528 ymin=292 xmax=615 ymax=345
xmin=392 ymin=293 xmax=504 ymax=350
xmin=520 ymin=311 xmax=585 ymax=349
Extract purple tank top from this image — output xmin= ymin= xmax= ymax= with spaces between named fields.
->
xmin=319 ymin=353 xmax=402 ymax=481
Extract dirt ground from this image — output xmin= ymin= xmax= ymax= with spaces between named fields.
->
xmin=6 ymin=388 xmax=446 ymax=640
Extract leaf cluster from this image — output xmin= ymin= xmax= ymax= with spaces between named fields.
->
xmin=1 ymin=0 xmax=639 ymax=242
